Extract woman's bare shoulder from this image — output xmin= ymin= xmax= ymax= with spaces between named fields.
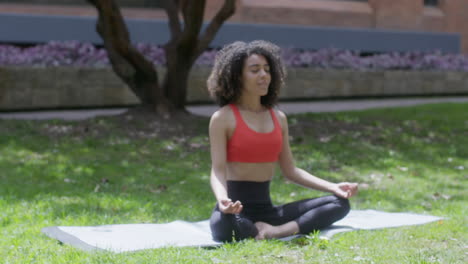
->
xmin=272 ymin=108 xmax=288 ymax=126
xmin=211 ymin=105 xmax=232 ymax=119
xmin=210 ymin=105 xmax=235 ymax=127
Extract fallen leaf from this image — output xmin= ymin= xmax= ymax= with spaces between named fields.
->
xmin=442 ymin=194 xmax=451 ymax=200
xmin=190 ymin=143 xmax=202 ymax=148
xmin=369 ymin=173 xmax=383 ymax=184
xmin=431 ymin=192 xmax=451 ymax=200
xmin=319 ymin=136 xmax=333 ymax=143
xmin=421 ymin=202 xmax=432 ymax=209
xmin=353 ymin=256 xmax=365 ymax=261
xmin=175 ymin=137 xmax=187 ymax=143
xmin=165 ymin=145 xmax=174 ymax=151
xmin=140 ymin=149 xmax=150 ymax=155
xmin=359 ymin=183 xmax=370 ymax=190
xmin=398 ymin=166 xmax=408 ymax=172
xmin=149 ymin=185 xmax=167 ymax=193
xmin=211 ymin=258 xmax=224 ymax=264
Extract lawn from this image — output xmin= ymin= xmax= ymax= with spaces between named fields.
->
xmin=0 ymin=103 xmax=466 ymax=263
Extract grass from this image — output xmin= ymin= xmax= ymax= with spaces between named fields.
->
xmin=0 ymin=102 xmax=467 ymax=263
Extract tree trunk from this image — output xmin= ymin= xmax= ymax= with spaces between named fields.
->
xmin=163 ymin=39 xmax=197 ymax=110
xmin=88 ymin=0 xmax=236 ymax=115
xmin=162 ymin=0 xmax=236 ymax=111
xmin=87 ymin=0 xmax=174 ymax=115
xmin=163 ymin=61 xmax=191 ymax=110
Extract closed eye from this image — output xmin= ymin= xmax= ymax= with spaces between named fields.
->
xmin=250 ymin=66 xmax=270 ymax=74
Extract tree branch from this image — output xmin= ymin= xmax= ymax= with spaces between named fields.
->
xmin=195 ymin=0 xmax=236 ymax=56
xmin=179 ymin=0 xmax=206 ymax=52
xmin=162 ymin=0 xmax=182 ymax=43
xmin=87 ymin=0 xmax=158 ymax=103
xmin=88 ymin=0 xmax=155 ymax=73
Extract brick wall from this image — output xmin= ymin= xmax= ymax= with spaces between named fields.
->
xmin=206 ymin=0 xmax=468 ymax=54
xmin=440 ymin=0 xmax=468 ymax=54
xmin=1 ymin=0 xmax=466 ymax=53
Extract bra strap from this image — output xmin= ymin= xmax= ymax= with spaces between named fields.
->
xmin=229 ymin=104 xmax=242 ymax=123
xmin=269 ymin=108 xmax=280 ymax=129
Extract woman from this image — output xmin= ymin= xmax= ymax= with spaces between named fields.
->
xmin=207 ymin=40 xmax=358 ymax=242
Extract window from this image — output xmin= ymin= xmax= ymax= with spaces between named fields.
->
xmin=326 ymin=0 xmax=367 ymax=1
xmin=424 ymin=0 xmax=438 ymax=6
xmin=0 ymin=0 xmax=164 ymax=8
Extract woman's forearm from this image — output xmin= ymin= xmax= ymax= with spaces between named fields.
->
xmin=210 ymin=168 xmax=228 ymax=202
xmin=286 ymin=167 xmax=336 ymax=193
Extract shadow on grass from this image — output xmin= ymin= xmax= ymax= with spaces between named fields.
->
xmin=0 ymin=103 xmax=466 ymax=222
xmin=0 ymin=132 xmax=215 ymax=223
xmin=290 ymin=103 xmax=467 ymax=178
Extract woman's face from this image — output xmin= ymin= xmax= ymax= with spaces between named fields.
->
xmin=241 ymin=53 xmax=271 ymax=97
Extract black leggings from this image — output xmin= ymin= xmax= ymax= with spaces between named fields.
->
xmin=210 ymin=180 xmax=350 ymax=242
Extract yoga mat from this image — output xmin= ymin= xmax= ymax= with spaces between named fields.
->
xmin=42 ymin=210 xmax=442 ymax=253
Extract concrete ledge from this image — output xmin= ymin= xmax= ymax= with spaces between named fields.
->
xmin=1 ymin=66 xmax=467 ymax=110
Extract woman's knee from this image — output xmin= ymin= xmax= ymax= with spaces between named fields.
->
xmin=333 ymin=196 xmax=351 ymax=217
xmin=233 ymin=215 xmax=258 ymax=240
xmin=209 ymin=210 xmax=258 ymax=242
xmin=210 ymin=208 xmax=234 ymax=242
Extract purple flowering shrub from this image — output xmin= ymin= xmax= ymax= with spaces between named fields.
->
xmin=281 ymin=48 xmax=468 ymax=71
xmin=0 ymin=41 xmax=109 ymax=67
xmin=1 ymin=41 xmax=467 ymax=71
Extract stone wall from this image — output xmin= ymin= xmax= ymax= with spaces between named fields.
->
xmin=0 ymin=67 xmax=139 ymax=110
xmin=1 ymin=66 xmax=467 ymax=110
xmin=284 ymin=68 xmax=467 ymax=98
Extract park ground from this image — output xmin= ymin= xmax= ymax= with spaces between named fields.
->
xmin=0 ymin=101 xmax=467 ymax=263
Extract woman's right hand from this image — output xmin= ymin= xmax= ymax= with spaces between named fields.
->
xmin=332 ymin=182 xmax=359 ymax=199
xmin=218 ymin=198 xmax=243 ymax=214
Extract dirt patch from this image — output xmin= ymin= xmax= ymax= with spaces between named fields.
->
xmin=109 ymin=106 xmax=209 ymax=139
xmin=288 ymin=115 xmax=376 ymax=143
xmin=37 ymin=107 xmax=210 ymax=143
xmin=19 ymin=106 xmax=433 ymax=147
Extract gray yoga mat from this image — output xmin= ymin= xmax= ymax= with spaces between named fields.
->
xmin=42 ymin=210 xmax=442 ymax=253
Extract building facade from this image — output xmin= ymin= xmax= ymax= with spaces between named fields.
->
xmin=0 ymin=0 xmax=467 ymax=53
xmin=204 ymin=0 xmax=468 ymax=54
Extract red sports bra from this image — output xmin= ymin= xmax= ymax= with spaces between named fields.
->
xmin=227 ymin=104 xmax=283 ymax=163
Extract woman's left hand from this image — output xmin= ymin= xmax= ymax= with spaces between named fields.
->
xmin=332 ymin=182 xmax=358 ymax=199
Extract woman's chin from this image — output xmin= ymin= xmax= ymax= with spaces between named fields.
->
xmin=259 ymin=88 xmax=269 ymax=96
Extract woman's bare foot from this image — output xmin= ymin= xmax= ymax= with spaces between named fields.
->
xmin=254 ymin=221 xmax=275 ymax=240
xmin=254 ymin=221 xmax=300 ymax=240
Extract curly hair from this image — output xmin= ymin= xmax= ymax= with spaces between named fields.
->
xmin=207 ymin=40 xmax=286 ymax=107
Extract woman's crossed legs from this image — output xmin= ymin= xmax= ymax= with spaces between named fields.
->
xmin=210 ymin=195 xmax=350 ymax=242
